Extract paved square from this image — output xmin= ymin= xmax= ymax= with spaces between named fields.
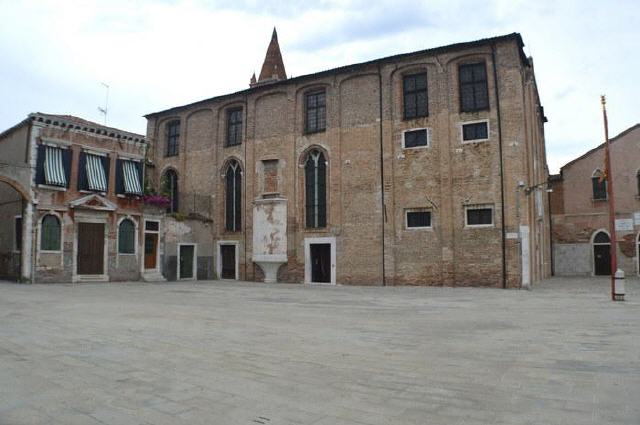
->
xmin=1 ymin=278 xmax=638 ymax=424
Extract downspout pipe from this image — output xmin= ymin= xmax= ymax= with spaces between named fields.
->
xmin=491 ymin=44 xmax=508 ymax=289
xmin=377 ymin=63 xmax=386 ymax=286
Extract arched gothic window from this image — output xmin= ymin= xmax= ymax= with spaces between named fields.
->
xmin=41 ymin=214 xmax=61 ymax=251
xmin=304 ymin=149 xmax=327 ymax=228
xmin=225 ymin=160 xmax=242 ymax=231
xmin=118 ymin=219 xmax=135 ymax=254
xmin=591 ymin=169 xmax=607 ymax=201
xmin=163 ymin=169 xmax=179 ymax=213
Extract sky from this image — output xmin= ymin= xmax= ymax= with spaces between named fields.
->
xmin=0 ymin=0 xmax=638 ymax=173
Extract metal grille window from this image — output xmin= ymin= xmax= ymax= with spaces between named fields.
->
xmin=592 ymin=170 xmax=607 ymax=200
xmin=403 ymin=129 xmax=428 ymax=148
xmin=225 ymin=161 xmax=242 ymax=231
xmin=41 ymin=214 xmax=61 ymax=251
xmin=118 ymin=219 xmax=135 ymax=254
xmin=462 ymin=122 xmax=489 ymax=141
xmin=166 ymin=120 xmax=180 ymax=157
xmin=466 ymin=206 xmax=493 ymax=226
xmin=226 ymin=108 xmax=243 ymax=147
xmin=403 ymin=73 xmax=428 ymax=119
xmin=163 ymin=169 xmax=179 ymax=213
xmin=305 ymin=90 xmax=326 ymax=133
xmin=459 ymin=63 xmax=489 ymax=112
xmin=305 ymin=150 xmax=327 ymax=228
xmin=406 ymin=210 xmax=431 ymax=229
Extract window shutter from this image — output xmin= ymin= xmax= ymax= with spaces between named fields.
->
xmin=77 ymin=152 xmax=87 ymax=191
xmin=136 ymin=161 xmax=143 ymax=194
xmin=305 ymin=157 xmax=315 ymax=227
xmin=61 ymin=148 xmax=72 ymax=188
xmin=317 ymin=155 xmax=327 ymax=227
xmin=234 ymin=170 xmax=242 ymax=231
xmin=35 ymin=144 xmax=46 ymax=185
xmin=101 ymin=155 xmax=110 ymax=192
xmin=116 ymin=159 xmax=124 ymax=195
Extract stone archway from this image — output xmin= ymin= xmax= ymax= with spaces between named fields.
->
xmin=0 ymin=173 xmax=32 ymax=282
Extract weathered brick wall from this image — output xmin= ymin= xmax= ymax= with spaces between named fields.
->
xmin=146 ymin=36 xmax=550 ymax=286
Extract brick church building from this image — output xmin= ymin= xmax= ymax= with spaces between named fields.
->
xmin=144 ymin=30 xmax=551 ymax=287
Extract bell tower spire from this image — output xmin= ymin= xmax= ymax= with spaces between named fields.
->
xmin=251 ymin=27 xmax=287 ymax=87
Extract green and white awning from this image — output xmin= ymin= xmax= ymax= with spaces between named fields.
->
xmin=86 ymin=154 xmax=107 ymax=192
xmin=123 ymin=160 xmax=142 ymax=195
xmin=44 ymin=146 xmax=66 ymax=187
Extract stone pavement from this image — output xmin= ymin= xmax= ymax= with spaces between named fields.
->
xmin=0 ymin=277 xmax=638 ymax=425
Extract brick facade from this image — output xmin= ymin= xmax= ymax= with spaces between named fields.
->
xmin=146 ymin=32 xmax=551 ymax=287
xmin=550 ymin=124 xmax=640 ymax=276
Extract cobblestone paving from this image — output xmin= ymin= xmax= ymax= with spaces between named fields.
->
xmin=0 ymin=277 xmax=638 ymax=424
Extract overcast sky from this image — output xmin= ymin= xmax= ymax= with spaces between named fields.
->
xmin=1 ymin=0 xmax=637 ymax=172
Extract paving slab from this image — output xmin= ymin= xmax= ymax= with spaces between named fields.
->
xmin=0 ymin=277 xmax=638 ymax=424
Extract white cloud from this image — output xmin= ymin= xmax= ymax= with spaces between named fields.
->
xmin=0 ymin=0 xmax=637 ymax=173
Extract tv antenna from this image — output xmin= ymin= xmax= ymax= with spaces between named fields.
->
xmin=98 ymin=82 xmax=109 ymax=125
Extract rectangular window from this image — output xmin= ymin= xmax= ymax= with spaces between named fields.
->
xmin=166 ymin=121 xmax=180 ymax=157
xmin=305 ymin=90 xmax=326 ymax=133
xmin=35 ymin=144 xmax=71 ymax=188
xmin=592 ymin=177 xmax=607 ymax=201
xmin=116 ymin=159 xmax=143 ymax=196
xmin=406 ymin=210 xmax=431 ymax=229
xmin=226 ymin=108 xmax=243 ymax=147
xmin=403 ymin=73 xmax=428 ymax=119
xmin=14 ymin=216 xmax=22 ymax=252
xmin=462 ymin=121 xmax=489 ymax=142
xmin=459 ymin=63 xmax=489 ymax=112
xmin=403 ymin=128 xmax=429 ymax=149
xmin=466 ymin=206 xmax=494 ymax=227
xmin=145 ymin=221 xmax=159 ymax=232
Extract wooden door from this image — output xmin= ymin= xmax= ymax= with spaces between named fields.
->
xmin=594 ymin=244 xmax=611 ymax=276
xmin=179 ymin=245 xmax=194 ymax=279
xmin=77 ymin=223 xmax=104 ymax=275
xmin=221 ymin=245 xmax=236 ymax=279
xmin=144 ymin=233 xmax=158 ymax=270
xmin=311 ymin=243 xmax=331 ymax=283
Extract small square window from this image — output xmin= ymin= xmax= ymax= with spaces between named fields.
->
xmin=403 ymin=129 xmax=429 ymax=149
xmin=145 ymin=221 xmax=159 ymax=232
xmin=465 ymin=206 xmax=493 ymax=227
xmin=406 ymin=210 xmax=432 ymax=229
xmin=462 ymin=122 xmax=488 ymax=142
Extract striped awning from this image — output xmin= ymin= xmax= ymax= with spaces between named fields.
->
xmin=86 ymin=154 xmax=107 ymax=192
xmin=123 ymin=160 xmax=142 ymax=195
xmin=44 ymin=146 xmax=66 ymax=187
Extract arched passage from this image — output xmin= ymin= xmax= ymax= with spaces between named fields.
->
xmin=0 ymin=178 xmax=30 ymax=281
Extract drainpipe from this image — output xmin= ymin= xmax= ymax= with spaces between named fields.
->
xmin=243 ymin=95 xmax=248 ymax=281
xmin=491 ymin=45 xmax=508 ymax=289
xmin=377 ymin=63 xmax=387 ymax=286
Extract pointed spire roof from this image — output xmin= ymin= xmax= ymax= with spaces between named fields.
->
xmin=257 ymin=27 xmax=287 ymax=84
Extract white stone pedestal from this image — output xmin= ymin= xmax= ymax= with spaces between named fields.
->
xmin=252 ymin=197 xmax=288 ymax=283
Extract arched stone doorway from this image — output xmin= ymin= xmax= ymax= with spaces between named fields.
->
xmin=0 ymin=178 xmax=30 ymax=282
xmin=592 ymin=230 xmax=611 ymax=276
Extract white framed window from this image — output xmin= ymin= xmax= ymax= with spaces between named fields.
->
xmin=117 ymin=217 xmax=137 ymax=255
xmin=40 ymin=212 xmax=63 ymax=252
xmin=465 ymin=204 xmax=494 ymax=227
xmin=460 ymin=119 xmax=489 ymax=143
xmin=402 ymin=128 xmax=430 ymax=149
xmin=405 ymin=209 xmax=432 ymax=229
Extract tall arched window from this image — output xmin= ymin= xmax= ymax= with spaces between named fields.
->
xmin=225 ymin=160 xmax=242 ymax=231
xmin=118 ymin=219 xmax=135 ymax=254
xmin=305 ymin=149 xmax=327 ymax=228
xmin=162 ymin=169 xmax=179 ymax=213
xmin=592 ymin=230 xmax=611 ymax=276
xmin=41 ymin=214 xmax=61 ymax=251
xmin=591 ymin=169 xmax=607 ymax=201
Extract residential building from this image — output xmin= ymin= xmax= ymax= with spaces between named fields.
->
xmin=0 ymin=113 xmax=158 ymax=283
xmin=144 ymin=30 xmax=551 ymax=287
xmin=550 ymin=123 xmax=640 ymax=276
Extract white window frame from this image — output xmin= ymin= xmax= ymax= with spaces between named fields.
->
xmin=464 ymin=204 xmax=495 ymax=228
xmin=405 ymin=209 xmax=433 ymax=230
xmin=460 ymin=119 xmax=490 ymax=144
xmin=402 ymin=127 xmax=431 ymax=150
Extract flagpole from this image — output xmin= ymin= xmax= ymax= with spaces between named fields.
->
xmin=601 ymin=95 xmax=617 ymax=301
